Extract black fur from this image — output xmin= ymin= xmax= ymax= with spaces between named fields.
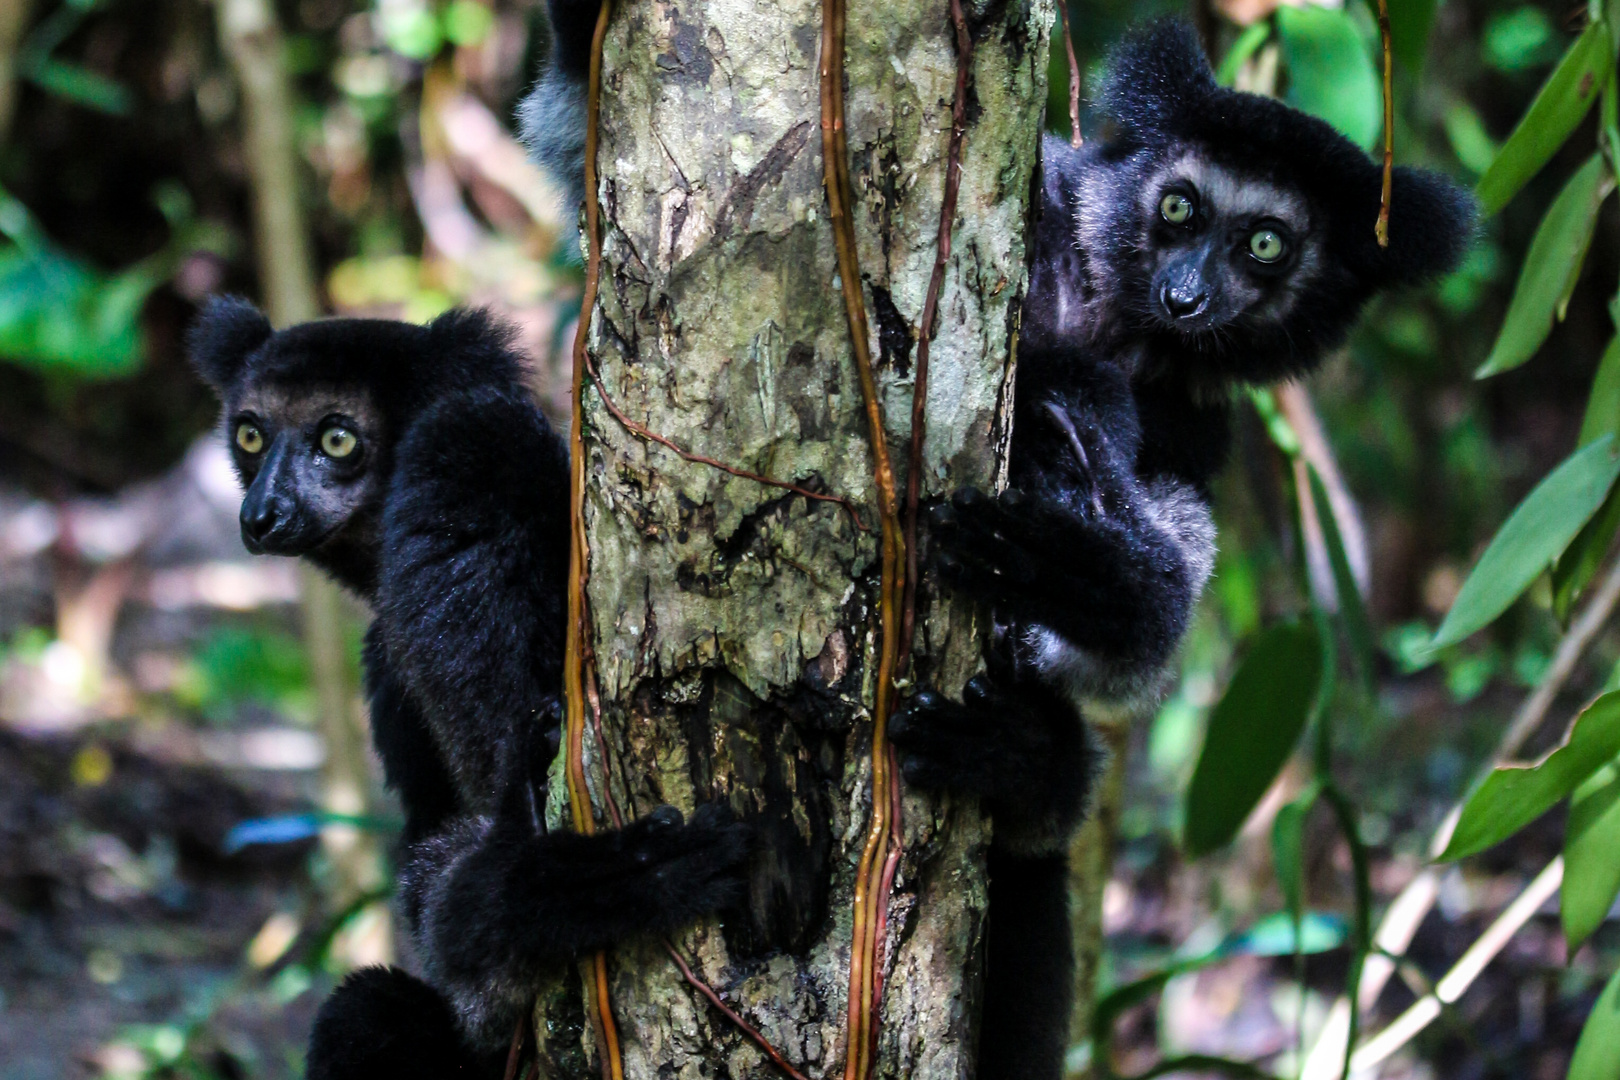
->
xmin=894 ymin=19 xmax=1476 ymax=1080
xmin=307 ymin=966 xmax=479 ymax=1080
xmin=188 ymin=299 xmax=750 ymax=1075
xmin=977 ymin=852 xmax=1075 ymax=1080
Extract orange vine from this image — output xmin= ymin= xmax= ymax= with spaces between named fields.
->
xmin=820 ymin=0 xmax=909 ymax=1076
xmin=869 ymin=1 xmax=976 ymax=1060
xmin=1376 ymin=0 xmax=1392 ymax=246
xmin=565 ymin=2 xmax=623 ymax=1078
xmin=1058 ymin=2 xmax=1082 ymax=148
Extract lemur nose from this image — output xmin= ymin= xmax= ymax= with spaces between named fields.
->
xmin=1161 ymin=282 xmax=1209 ymax=320
xmin=240 ymin=500 xmax=279 ymax=545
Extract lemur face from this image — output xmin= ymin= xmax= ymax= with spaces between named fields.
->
xmin=1137 ymin=151 xmax=1321 ymax=336
xmin=225 ymin=381 xmax=385 ymax=556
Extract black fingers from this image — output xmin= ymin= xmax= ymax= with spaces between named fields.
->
xmin=890 ymin=664 xmax=1099 ymax=842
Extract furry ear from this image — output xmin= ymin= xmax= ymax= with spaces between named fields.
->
xmin=1370 ymin=166 xmax=1480 ymax=287
xmin=1094 ymin=18 xmax=1217 ymax=144
xmin=187 ymin=295 xmax=272 ymax=391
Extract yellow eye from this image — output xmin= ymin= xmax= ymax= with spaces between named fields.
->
xmin=1160 ymin=192 xmax=1194 ymax=224
xmin=321 ymin=426 xmax=358 ymax=459
xmin=1250 ymin=229 xmax=1286 ymax=263
xmin=235 ymin=422 xmax=264 ymax=454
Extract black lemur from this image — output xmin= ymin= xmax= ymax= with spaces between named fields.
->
xmin=517 ymin=9 xmax=1474 ymax=1079
xmin=888 ymin=19 xmax=1477 ymax=1080
xmin=187 ymin=299 xmax=751 ymax=1078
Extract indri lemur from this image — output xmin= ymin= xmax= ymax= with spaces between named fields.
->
xmin=889 ymin=19 xmax=1477 ymax=1080
xmin=519 ymin=9 xmax=1475 ymax=1080
xmin=188 ymin=300 xmax=751 ymax=1078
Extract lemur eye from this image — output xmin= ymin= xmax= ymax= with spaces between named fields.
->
xmin=1160 ymin=192 xmax=1194 ymax=224
xmin=235 ymin=422 xmax=264 ymax=454
xmin=320 ymin=426 xmax=359 ymax=459
xmin=1250 ymin=229 xmax=1286 ymax=263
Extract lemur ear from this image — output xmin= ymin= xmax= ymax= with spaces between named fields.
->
xmin=187 ymin=295 xmax=272 ymax=391
xmin=1372 ymin=166 xmax=1481 ymax=287
xmin=1094 ymin=18 xmax=1217 ymax=144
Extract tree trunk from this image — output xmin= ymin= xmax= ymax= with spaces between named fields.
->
xmin=539 ymin=2 xmax=1052 ymax=1076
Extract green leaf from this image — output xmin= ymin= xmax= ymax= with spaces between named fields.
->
xmin=1368 ymin=0 xmax=1439 ymax=72
xmin=1277 ymin=6 xmax=1382 ymax=151
xmin=1477 ymin=154 xmax=1615 ymax=378
xmin=1272 ymin=785 xmax=1319 ymax=926
xmin=1552 ymin=477 xmax=1620 ymax=625
xmin=1580 ymin=336 xmax=1620 ymax=447
xmin=1569 ymin=965 xmax=1620 ymax=1080
xmin=1217 ymin=22 xmax=1271 ymax=87
xmin=1308 ymin=466 xmax=1376 ymax=690
xmin=1430 ymin=436 xmax=1620 ymax=650
xmin=1441 ymin=692 xmax=1620 ymax=860
xmin=1476 ymin=20 xmax=1613 ymax=215
xmin=1184 ymin=622 xmax=1324 ymax=858
xmin=26 ymin=58 xmax=131 ymax=114
xmin=1563 ymin=762 xmax=1620 ymax=952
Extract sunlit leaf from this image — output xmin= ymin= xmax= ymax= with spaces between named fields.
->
xmin=0 ymin=245 xmax=152 ymax=377
xmin=443 ymin=0 xmax=495 ymax=47
xmin=1563 ymin=762 xmax=1620 ymax=952
xmin=1185 ymin=622 xmax=1323 ymax=858
xmin=1482 ymin=6 xmax=1557 ymax=73
xmin=1234 ymin=911 xmax=1346 ymax=957
xmin=1277 ymin=5 xmax=1382 ymax=151
xmin=1217 ymin=22 xmax=1271 ymax=87
xmin=1569 ymin=965 xmax=1620 ymax=1080
xmin=1092 ymin=911 xmax=1344 ymax=1035
xmin=1478 ymin=155 xmax=1615 ymax=377
xmin=1308 ymin=466 xmax=1376 ymax=690
xmin=1443 ymin=102 xmax=1502 ymax=176
xmin=1441 ymin=692 xmax=1620 ymax=860
xmin=1430 ymin=436 xmax=1620 ymax=650
xmin=1476 ymin=20 xmax=1613 ymax=215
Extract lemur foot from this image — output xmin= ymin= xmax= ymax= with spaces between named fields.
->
xmin=307 ymin=966 xmax=488 ymax=1080
xmin=889 ymin=642 xmax=1102 ymax=846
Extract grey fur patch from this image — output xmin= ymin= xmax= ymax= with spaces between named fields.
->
xmin=1027 ymin=477 xmax=1215 ymax=709
xmin=517 ymin=68 xmax=587 ymax=224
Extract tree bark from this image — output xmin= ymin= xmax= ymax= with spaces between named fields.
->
xmin=539 ymin=1 xmax=1053 ymax=1077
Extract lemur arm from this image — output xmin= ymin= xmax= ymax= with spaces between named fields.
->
xmin=372 ymin=387 xmax=750 ymax=1055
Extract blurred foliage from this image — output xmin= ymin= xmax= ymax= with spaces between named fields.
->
xmin=172 ymin=625 xmax=313 ymax=724
xmin=1 ymin=0 xmax=1619 ymax=1077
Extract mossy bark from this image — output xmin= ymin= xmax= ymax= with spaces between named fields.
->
xmin=539 ymin=3 xmax=1053 ymax=1076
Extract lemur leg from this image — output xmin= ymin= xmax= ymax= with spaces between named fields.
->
xmin=977 ymin=852 xmax=1075 ymax=1080
xmin=306 ymin=966 xmax=491 ymax=1080
xmin=400 ymin=735 xmax=753 ymax=1052
xmin=891 ymin=650 xmax=1090 ymax=1080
